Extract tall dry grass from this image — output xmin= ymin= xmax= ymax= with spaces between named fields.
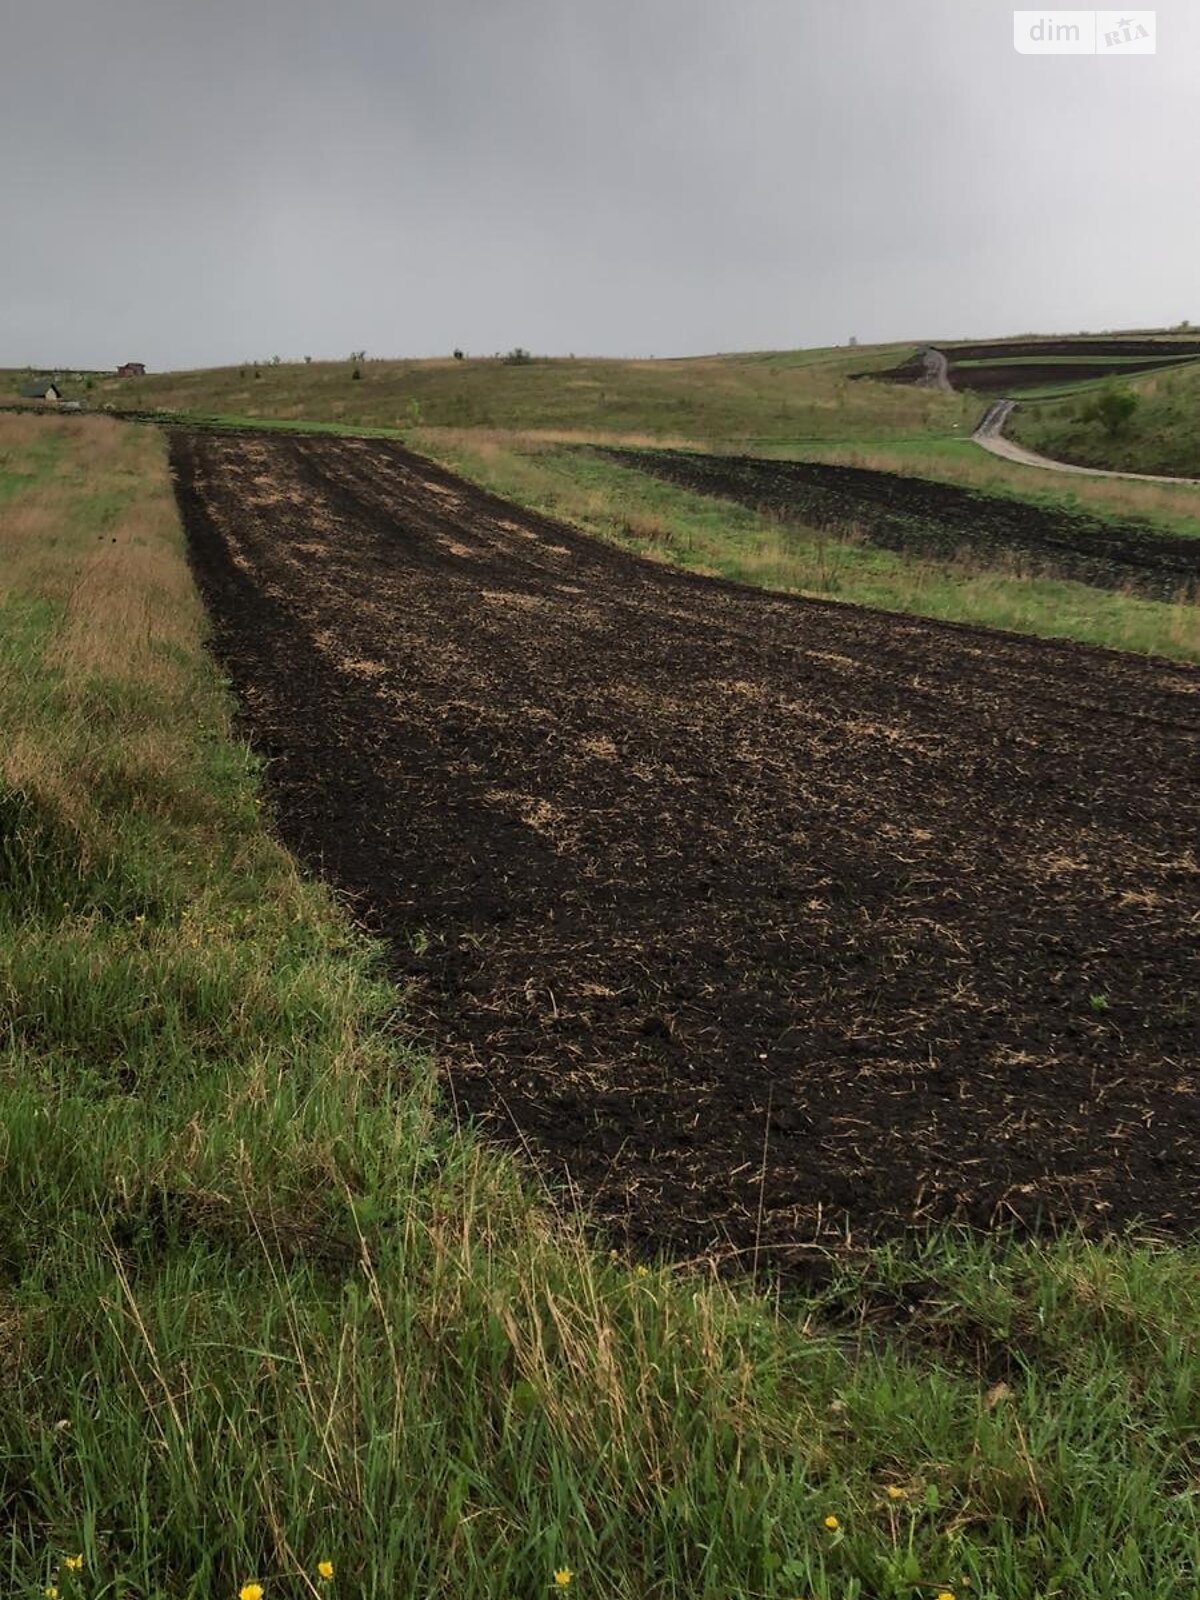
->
xmin=1 ymin=418 xmax=204 ymax=834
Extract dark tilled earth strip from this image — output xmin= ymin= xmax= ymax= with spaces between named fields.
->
xmin=599 ymin=447 xmax=1200 ymax=600
xmin=171 ymin=428 xmax=1200 ymax=1267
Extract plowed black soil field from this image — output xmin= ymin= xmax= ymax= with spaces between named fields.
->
xmin=171 ymin=429 xmax=1200 ymax=1266
xmin=944 ymin=339 xmax=1200 ymax=362
xmin=876 ymin=350 xmax=1200 ymax=393
xmin=869 ymin=338 xmax=1200 ymax=392
xmin=602 ymin=448 xmax=1200 ymax=601
xmin=949 ymin=359 xmax=1199 ymax=392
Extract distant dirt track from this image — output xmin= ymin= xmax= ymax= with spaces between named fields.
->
xmin=975 ymin=399 xmax=1200 ymax=486
xmin=171 ymin=429 xmax=1200 ymax=1266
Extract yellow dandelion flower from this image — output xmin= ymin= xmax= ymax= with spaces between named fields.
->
xmin=936 ymin=1592 xmax=956 ymax=1600
xmin=553 ymin=1569 xmax=573 ymax=1588
xmin=634 ymin=1265 xmax=650 ymax=1278
xmin=239 ymin=1585 xmax=265 ymax=1600
xmin=884 ymin=1484 xmax=906 ymax=1501
xmin=318 ymin=1561 xmax=334 ymax=1581
xmin=65 ymin=1555 xmax=84 ymax=1571
xmin=823 ymin=1514 xmax=840 ymax=1530
xmin=45 ymin=1589 xmax=59 ymax=1600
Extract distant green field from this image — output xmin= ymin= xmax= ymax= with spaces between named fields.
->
xmin=3 ymin=346 xmax=978 ymax=450
xmin=1005 ymin=376 xmax=1126 ymax=401
xmin=11 ymin=330 xmax=1200 ymax=536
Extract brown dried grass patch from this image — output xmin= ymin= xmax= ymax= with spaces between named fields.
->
xmin=481 ymin=590 xmax=549 ymax=612
xmin=1 ymin=415 xmax=211 ymax=831
xmin=340 ymin=657 xmax=389 ymax=679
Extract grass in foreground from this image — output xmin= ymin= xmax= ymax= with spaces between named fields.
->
xmin=3 ymin=415 xmax=1200 ymax=1599
xmin=412 ymin=429 xmax=1200 ymax=662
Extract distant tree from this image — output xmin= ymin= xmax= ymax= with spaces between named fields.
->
xmin=504 ymin=347 xmax=533 ymax=365
xmin=304 ymin=355 xmax=313 ymax=364
xmin=271 ymin=355 xmax=282 ymax=366
xmin=1084 ymin=383 xmax=1140 ymax=437
xmin=453 ymin=348 xmax=464 ymax=360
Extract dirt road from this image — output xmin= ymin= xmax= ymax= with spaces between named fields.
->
xmin=920 ymin=346 xmax=951 ymax=390
xmin=171 ymin=429 xmax=1200 ymax=1264
xmin=974 ymin=399 xmax=1200 ymax=485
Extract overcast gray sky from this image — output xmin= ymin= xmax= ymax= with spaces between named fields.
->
xmin=3 ymin=1 xmax=1195 ymax=369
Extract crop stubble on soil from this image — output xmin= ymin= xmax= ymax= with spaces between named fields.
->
xmin=171 ymin=430 xmax=1200 ymax=1263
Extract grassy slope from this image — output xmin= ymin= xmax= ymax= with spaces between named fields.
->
xmin=22 ymin=341 xmax=1200 ymax=529
xmin=4 ymin=413 xmax=1200 ymax=1599
xmin=15 ymin=343 xmax=1200 ymax=529
xmin=1009 ymin=362 xmax=1200 ymax=477
xmin=7 ymin=345 xmax=978 ymax=445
